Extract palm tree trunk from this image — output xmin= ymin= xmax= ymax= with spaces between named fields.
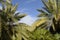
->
xmin=0 ymin=16 xmax=1 ymax=39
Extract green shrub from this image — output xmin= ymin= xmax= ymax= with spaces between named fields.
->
xmin=27 ymin=28 xmax=60 ymax=40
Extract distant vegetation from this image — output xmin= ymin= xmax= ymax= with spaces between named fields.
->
xmin=0 ymin=0 xmax=60 ymax=40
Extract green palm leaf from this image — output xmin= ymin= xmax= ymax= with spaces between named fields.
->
xmin=37 ymin=0 xmax=60 ymax=33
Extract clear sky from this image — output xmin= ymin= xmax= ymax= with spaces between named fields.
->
xmin=12 ymin=0 xmax=44 ymax=17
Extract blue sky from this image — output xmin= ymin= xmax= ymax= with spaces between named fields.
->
xmin=12 ymin=0 xmax=44 ymax=17
xmin=0 ymin=0 xmax=44 ymax=25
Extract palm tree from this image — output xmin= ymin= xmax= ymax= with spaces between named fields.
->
xmin=36 ymin=0 xmax=60 ymax=34
xmin=0 ymin=0 xmax=26 ymax=40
